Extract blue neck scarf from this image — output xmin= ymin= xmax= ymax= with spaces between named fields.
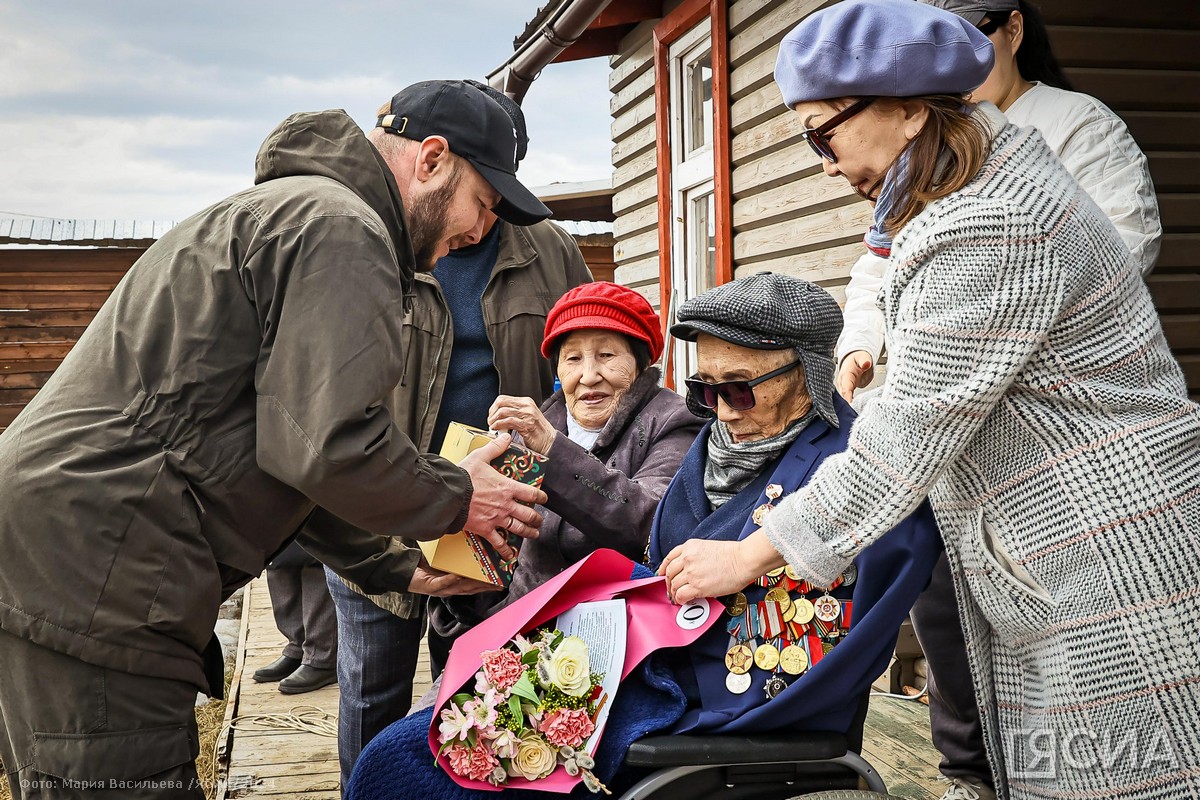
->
xmin=863 ymin=150 xmax=911 ymax=258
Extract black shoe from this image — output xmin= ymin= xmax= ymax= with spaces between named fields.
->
xmin=278 ymin=664 xmax=337 ymax=695
xmin=252 ymin=655 xmax=302 ymax=683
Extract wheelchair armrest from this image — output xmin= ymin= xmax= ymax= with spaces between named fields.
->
xmin=624 ymin=732 xmax=850 ymax=768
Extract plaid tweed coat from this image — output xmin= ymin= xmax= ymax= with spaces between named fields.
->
xmin=766 ymin=104 xmax=1200 ymax=799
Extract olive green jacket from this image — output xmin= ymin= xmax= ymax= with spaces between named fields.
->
xmin=298 ymin=220 xmax=591 ymax=617
xmin=0 ymin=110 xmax=471 ymax=690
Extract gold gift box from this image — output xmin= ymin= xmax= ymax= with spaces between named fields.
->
xmin=418 ymin=422 xmax=549 ymax=587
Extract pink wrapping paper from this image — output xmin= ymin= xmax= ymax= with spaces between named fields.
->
xmin=429 ymin=548 xmax=720 ymax=793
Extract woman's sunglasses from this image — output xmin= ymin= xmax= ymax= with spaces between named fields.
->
xmin=800 ymin=96 xmax=876 ymax=164
xmin=685 ymin=359 xmax=803 ymax=411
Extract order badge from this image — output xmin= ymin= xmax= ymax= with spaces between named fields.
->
xmin=813 ymin=594 xmax=840 ymax=623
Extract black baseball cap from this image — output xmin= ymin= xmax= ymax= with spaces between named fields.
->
xmin=377 ymin=80 xmax=551 ymax=226
xmin=919 ymin=0 xmax=1019 ymax=26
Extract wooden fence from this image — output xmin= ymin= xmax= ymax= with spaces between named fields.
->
xmin=0 ymin=248 xmax=142 ymax=433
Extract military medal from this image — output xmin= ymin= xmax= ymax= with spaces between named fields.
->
xmin=753 ymin=642 xmax=780 ymax=671
xmin=725 ymin=643 xmax=753 ymax=675
xmin=792 ymin=597 xmax=815 ymax=625
xmin=763 ymin=674 xmax=788 ymax=699
xmin=779 ymin=644 xmax=809 ymax=675
xmin=764 ymin=586 xmax=790 ymax=605
xmin=725 ymin=592 xmax=747 ymax=617
xmin=728 ymin=482 xmax=854 ymax=697
xmin=726 ymin=671 xmax=752 ymax=695
xmin=813 ymin=594 xmax=840 ymax=623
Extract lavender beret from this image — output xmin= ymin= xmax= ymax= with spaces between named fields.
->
xmin=774 ymin=0 xmax=994 ymax=107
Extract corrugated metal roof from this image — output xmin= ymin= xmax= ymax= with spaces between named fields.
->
xmin=3 ymin=217 xmax=610 ymax=244
xmin=554 ymin=220 xmax=613 ymax=237
xmin=0 ymin=217 xmax=610 ymax=246
xmin=0 ymin=217 xmax=177 ymax=246
xmin=532 ymin=179 xmax=613 ymax=201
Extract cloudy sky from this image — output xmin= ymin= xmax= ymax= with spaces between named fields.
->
xmin=0 ymin=0 xmax=611 ymax=222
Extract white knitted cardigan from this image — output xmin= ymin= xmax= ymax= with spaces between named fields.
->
xmin=766 ymin=104 xmax=1200 ymax=799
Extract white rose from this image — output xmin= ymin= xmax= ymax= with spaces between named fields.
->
xmin=509 ymin=733 xmax=557 ymax=781
xmin=544 ymin=636 xmax=591 ymax=697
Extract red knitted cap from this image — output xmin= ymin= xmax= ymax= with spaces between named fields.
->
xmin=541 ymin=282 xmax=664 ymax=362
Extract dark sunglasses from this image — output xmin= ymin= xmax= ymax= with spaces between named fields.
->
xmin=685 ymin=359 xmax=803 ymax=412
xmin=976 ymin=10 xmax=1014 ymax=37
xmin=800 ymin=96 xmax=876 ymax=164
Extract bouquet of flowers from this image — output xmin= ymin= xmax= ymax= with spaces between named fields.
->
xmin=428 ymin=550 xmax=719 ymax=794
xmin=436 ymin=627 xmax=610 ymax=794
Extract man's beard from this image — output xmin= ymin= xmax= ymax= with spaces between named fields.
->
xmin=407 ymin=167 xmax=462 ymax=272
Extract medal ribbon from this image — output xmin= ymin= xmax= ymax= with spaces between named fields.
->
xmin=806 ymin=630 xmax=825 ymax=666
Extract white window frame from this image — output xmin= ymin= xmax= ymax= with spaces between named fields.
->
xmin=667 ymin=21 xmax=716 ymax=388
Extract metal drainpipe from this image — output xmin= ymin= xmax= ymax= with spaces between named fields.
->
xmin=486 ymin=0 xmax=616 ymax=104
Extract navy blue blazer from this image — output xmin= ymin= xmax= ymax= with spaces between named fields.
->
xmin=649 ymin=394 xmax=944 ymax=735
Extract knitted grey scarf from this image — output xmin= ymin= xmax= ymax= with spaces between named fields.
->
xmin=703 ymin=410 xmax=816 ymax=509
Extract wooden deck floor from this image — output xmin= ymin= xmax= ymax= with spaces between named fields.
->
xmin=218 ymin=577 xmax=435 ymax=799
xmin=220 ymin=577 xmax=944 ymax=799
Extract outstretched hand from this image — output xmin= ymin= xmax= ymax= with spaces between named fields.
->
xmin=459 ymin=433 xmax=548 ymax=560
xmin=835 ymin=350 xmax=874 ymax=403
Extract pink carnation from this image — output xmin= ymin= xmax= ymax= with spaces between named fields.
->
xmin=480 ymin=647 xmax=525 ymax=691
xmin=446 ymin=740 xmax=500 ymax=783
xmin=539 ymin=708 xmax=596 ymax=749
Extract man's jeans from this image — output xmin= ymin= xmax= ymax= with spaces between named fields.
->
xmin=324 ymin=569 xmax=424 ymax=791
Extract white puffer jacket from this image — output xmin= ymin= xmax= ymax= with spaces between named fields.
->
xmin=835 ymin=88 xmax=1162 ymax=366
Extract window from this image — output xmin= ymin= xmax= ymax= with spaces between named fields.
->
xmin=667 ymin=22 xmax=716 ymax=387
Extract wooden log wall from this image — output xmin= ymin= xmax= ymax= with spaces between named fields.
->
xmin=610 ymin=21 xmax=662 ymax=308
xmin=0 ymin=248 xmax=140 ymax=433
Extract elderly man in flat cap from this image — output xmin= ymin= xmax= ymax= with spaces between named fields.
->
xmin=343 ymin=274 xmax=946 ymax=797
xmin=644 ymin=272 xmax=943 ymax=749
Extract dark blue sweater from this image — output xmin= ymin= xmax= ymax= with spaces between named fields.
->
xmin=429 ymin=223 xmax=502 ymax=451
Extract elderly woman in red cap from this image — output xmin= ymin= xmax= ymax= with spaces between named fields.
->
xmin=429 ymin=281 xmax=702 ymax=644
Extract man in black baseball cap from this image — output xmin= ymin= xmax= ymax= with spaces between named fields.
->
xmin=0 ymin=78 xmax=556 ymax=792
xmin=376 ymin=80 xmax=552 ymax=228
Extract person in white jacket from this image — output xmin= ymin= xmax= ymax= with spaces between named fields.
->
xmin=835 ymin=0 xmax=1162 ymax=405
xmin=829 ymin=4 xmax=1164 ymax=800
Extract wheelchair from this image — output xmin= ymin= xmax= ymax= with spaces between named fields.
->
xmin=615 ymin=692 xmax=889 ymax=800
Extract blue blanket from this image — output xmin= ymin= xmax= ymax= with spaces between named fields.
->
xmin=344 ymin=655 xmax=685 ymax=800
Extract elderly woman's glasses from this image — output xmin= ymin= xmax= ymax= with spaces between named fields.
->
xmin=800 ymin=96 xmax=876 ymax=164
xmin=685 ymin=359 xmax=803 ymax=412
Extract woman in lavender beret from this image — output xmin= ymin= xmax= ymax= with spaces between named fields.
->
xmin=660 ymin=2 xmax=1200 ymax=799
